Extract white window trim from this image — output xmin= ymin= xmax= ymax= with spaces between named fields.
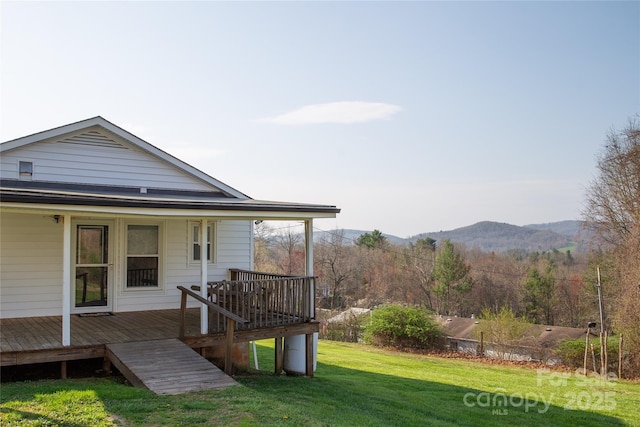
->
xmin=189 ymin=221 xmax=216 ymax=266
xmin=18 ymin=159 xmax=34 ymax=181
xmin=123 ymin=220 xmax=164 ymax=292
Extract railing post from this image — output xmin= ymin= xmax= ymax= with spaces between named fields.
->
xmin=179 ymin=288 xmax=187 ymax=340
xmin=305 ymin=333 xmax=314 ymax=377
xmin=225 ymin=318 xmax=236 ymax=375
xmin=275 ymin=336 xmax=283 ymax=375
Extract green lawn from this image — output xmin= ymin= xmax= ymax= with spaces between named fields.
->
xmin=1 ymin=340 xmax=638 ymax=426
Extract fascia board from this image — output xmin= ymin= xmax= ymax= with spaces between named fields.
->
xmin=0 ymin=202 xmax=338 ymax=220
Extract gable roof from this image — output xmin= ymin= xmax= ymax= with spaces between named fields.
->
xmin=1 ymin=116 xmax=248 ymax=199
xmin=0 ymin=117 xmax=340 ymax=218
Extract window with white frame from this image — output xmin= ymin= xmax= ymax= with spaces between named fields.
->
xmin=190 ymin=222 xmax=214 ymax=264
xmin=126 ymin=224 xmax=161 ymax=289
xmin=19 ymin=161 xmax=33 ymax=180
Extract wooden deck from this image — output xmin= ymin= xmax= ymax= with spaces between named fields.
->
xmin=1 ymin=308 xmax=319 ymax=367
xmin=1 ymin=309 xmax=200 ymax=365
xmin=106 ymin=339 xmax=238 ymax=394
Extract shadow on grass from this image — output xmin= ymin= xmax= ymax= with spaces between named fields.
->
xmin=236 ymin=360 xmax=626 ymax=427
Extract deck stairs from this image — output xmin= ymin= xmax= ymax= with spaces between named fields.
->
xmin=106 ymin=338 xmax=237 ymax=395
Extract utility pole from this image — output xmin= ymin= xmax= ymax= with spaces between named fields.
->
xmin=597 ymin=266 xmax=606 ymax=375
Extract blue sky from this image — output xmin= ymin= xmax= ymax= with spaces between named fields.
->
xmin=1 ymin=1 xmax=638 ymax=237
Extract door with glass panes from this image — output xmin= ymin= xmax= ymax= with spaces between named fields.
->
xmin=73 ymin=222 xmax=113 ymax=312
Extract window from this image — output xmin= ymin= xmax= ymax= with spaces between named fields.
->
xmin=19 ymin=161 xmax=33 ymax=179
xmin=191 ymin=222 xmax=214 ymax=263
xmin=126 ymin=224 xmax=160 ymax=288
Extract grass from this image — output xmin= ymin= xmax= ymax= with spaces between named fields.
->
xmin=1 ymin=340 xmax=639 ymax=426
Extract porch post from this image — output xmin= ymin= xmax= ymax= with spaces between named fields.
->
xmin=200 ymin=219 xmax=208 ymax=334
xmin=62 ymin=214 xmax=71 ymax=346
xmin=305 ymin=219 xmax=314 ymax=312
xmin=284 ymin=219 xmax=316 ymax=376
xmin=305 ymin=219 xmax=317 ymax=376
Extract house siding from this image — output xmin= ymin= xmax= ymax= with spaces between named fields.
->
xmin=0 ymin=212 xmax=63 ymax=318
xmin=0 ymin=212 xmax=253 ymax=318
xmin=1 ymin=129 xmax=213 ymax=191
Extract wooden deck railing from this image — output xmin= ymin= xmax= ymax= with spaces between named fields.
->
xmin=229 ymin=269 xmax=300 ymax=281
xmin=187 ymin=270 xmax=315 ymax=334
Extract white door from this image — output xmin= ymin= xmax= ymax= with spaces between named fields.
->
xmin=72 ymin=221 xmax=114 ymax=313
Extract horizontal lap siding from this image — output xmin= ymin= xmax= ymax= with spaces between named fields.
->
xmin=216 ymin=221 xmax=252 ymax=269
xmin=1 ymin=129 xmax=212 ymax=191
xmin=0 ymin=213 xmax=63 ymax=318
xmin=115 ymin=219 xmax=252 ymax=313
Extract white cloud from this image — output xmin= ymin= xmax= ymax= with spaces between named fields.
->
xmin=256 ymin=101 xmax=402 ymax=125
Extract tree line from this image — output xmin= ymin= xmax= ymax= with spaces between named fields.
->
xmin=255 ymin=224 xmax=596 ymax=328
xmin=254 ymin=115 xmax=640 ymax=376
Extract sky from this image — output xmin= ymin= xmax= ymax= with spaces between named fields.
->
xmin=1 ymin=1 xmax=638 ymax=238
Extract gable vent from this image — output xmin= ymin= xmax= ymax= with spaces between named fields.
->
xmin=57 ymin=130 xmax=127 ymax=149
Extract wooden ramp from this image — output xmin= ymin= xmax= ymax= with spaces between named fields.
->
xmin=106 ymin=338 xmax=238 ymax=395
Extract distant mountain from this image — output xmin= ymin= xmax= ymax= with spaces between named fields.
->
xmin=314 ymin=220 xmax=587 ymax=253
xmin=523 ymin=220 xmax=584 ymax=237
xmin=408 ymin=221 xmax=576 ymax=253
xmin=313 ymin=229 xmax=408 ymax=246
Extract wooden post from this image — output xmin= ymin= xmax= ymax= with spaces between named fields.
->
xmin=225 ymin=318 xmax=235 ymax=375
xmin=275 ymin=336 xmax=283 ymax=375
xmin=179 ymin=289 xmax=187 ymax=340
xmin=479 ymin=331 xmax=484 ymax=357
xmin=583 ymin=328 xmax=590 ymax=375
xmin=604 ymin=330 xmax=608 ymax=376
xmin=596 ymin=266 xmax=606 ymax=375
xmin=305 ymin=333 xmax=314 ymax=378
xmin=619 ymin=334 xmax=623 ymax=380
xmin=61 ymin=361 xmax=67 ymax=379
xmin=103 ymin=353 xmax=111 ymax=375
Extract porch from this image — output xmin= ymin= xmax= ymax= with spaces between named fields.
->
xmin=0 ymin=309 xmax=318 ymax=368
xmin=1 ymin=270 xmax=319 ymax=379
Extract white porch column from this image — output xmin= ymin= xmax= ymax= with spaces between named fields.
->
xmin=284 ymin=219 xmax=317 ymax=374
xmin=305 ymin=219 xmax=315 ymax=317
xmin=62 ymin=214 xmax=71 ymax=346
xmin=200 ymin=218 xmax=208 ymax=334
xmin=305 ymin=220 xmax=317 ymax=371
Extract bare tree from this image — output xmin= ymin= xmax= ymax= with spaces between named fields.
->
xmin=401 ymin=238 xmax=437 ymax=310
xmin=583 ymin=116 xmax=640 ymax=246
xmin=315 ymin=229 xmax=358 ymax=310
xmin=583 ymin=116 xmax=640 ymax=377
xmin=274 ymin=226 xmax=304 ymax=275
xmin=253 ymin=221 xmax=274 ymax=272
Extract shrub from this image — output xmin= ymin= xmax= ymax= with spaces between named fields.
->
xmin=557 ymin=336 xmax=620 ymax=374
xmin=474 ymin=306 xmax=533 ymax=360
xmin=322 ymin=311 xmax=370 ymax=343
xmin=363 ymin=305 xmax=444 ymax=350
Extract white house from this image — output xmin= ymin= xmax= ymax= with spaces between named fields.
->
xmin=0 ymin=117 xmax=339 ymax=377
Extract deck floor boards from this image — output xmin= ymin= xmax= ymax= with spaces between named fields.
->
xmin=0 ymin=309 xmax=202 ymax=354
xmin=106 ymin=338 xmax=237 ymax=395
